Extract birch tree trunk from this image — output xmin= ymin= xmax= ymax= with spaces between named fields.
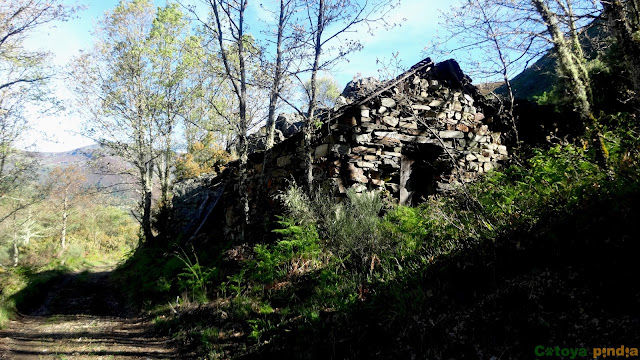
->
xmin=303 ymin=0 xmax=325 ymax=191
xmin=208 ymin=0 xmax=251 ymax=242
xmin=12 ymin=230 xmax=18 ymax=267
xmin=140 ymin=162 xmax=154 ymax=242
xmin=265 ymin=0 xmax=286 ymax=150
xmin=61 ymin=193 xmax=68 ymax=250
xmin=531 ymin=0 xmax=592 ymax=121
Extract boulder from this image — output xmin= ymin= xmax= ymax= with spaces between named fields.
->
xmin=341 ymin=76 xmax=382 ymax=100
xmin=275 ymin=113 xmax=304 ymax=138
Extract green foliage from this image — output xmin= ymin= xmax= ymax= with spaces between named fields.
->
xmin=597 ymin=112 xmax=640 ymax=179
xmin=0 ymin=2 xmax=73 ymax=191
xmin=0 ymin=191 xmax=137 ymax=324
xmin=472 ymin=145 xmax=603 ymax=228
xmin=0 ymin=201 xmax=138 ymax=270
xmin=250 ymin=218 xmax=321 ymax=284
xmin=114 ymin=247 xmax=185 ymax=306
xmin=533 ymin=55 xmax=615 ymax=111
xmin=382 ymin=200 xmax=455 ymax=258
xmin=321 ymin=190 xmax=388 ymax=271
xmin=533 ymin=87 xmax=567 ymax=109
xmin=534 ymin=49 xmax=637 ymax=114
xmin=276 ymin=184 xmax=316 ymax=225
xmin=223 ymin=270 xmax=246 ymax=299
xmin=199 ymin=327 xmax=220 ymax=355
xmin=0 ymin=269 xmax=23 ymax=328
xmin=302 ymin=75 xmax=341 ymax=110
xmin=366 ymin=143 xmax=612 ymax=285
xmin=229 ymin=295 xmax=253 ymax=319
xmin=0 ymin=304 xmax=9 ymax=327
xmin=374 ymin=144 xmax=606 ymax=264
xmin=248 ymin=318 xmax=275 ymax=342
xmin=152 ymin=129 xmax=640 ymax=359
xmin=276 ymin=185 xmax=390 ymax=275
xmin=119 ymin=118 xmax=640 ymax=359
xmin=175 ymin=249 xmax=218 ymax=303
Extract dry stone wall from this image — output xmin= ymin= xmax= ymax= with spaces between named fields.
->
xmin=171 ymin=58 xmax=508 ymax=241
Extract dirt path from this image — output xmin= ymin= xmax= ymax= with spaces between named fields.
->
xmin=0 ymin=268 xmax=179 ymax=360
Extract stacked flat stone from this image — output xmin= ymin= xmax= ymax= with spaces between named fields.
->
xmin=171 ymin=58 xmax=509 ymax=241
xmin=308 ymin=61 xmax=507 ymax=196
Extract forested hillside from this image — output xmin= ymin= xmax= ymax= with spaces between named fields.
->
xmin=1 ymin=0 xmax=640 ymax=359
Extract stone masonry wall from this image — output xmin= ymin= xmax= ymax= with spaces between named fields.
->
xmin=171 ymin=58 xmax=508 ymax=241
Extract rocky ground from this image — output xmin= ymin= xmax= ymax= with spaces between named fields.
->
xmin=0 ymin=268 xmax=180 ymax=360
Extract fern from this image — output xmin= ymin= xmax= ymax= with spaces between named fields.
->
xmin=175 ymin=248 xmax=218 ymax=303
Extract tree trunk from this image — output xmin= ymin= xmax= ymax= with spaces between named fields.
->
xmin=303 ymin=0 xmax=325 ymax=191
xmin=163 ymin=149 xmax=170 ymax=204
xmin=141 ymin=164 xmax=154 ymax=242
xmin=566 ymin=0 xmax=584 ymax=60
xmin=0 ymin=150 xmax=5 ymax=181
xmin=601 ymin=0 xmax=640 ymax=100
xmin=61 ymin=209 xmax=67 ymax=250
xmin=60 ymin=190 xmax=68 ymax=250
xmin=12 ymin=230 xmax=18 ymax=267
xmin=564 ymin=0 xmax=592 ymax=103
xmin=265 ymin=0 xmax=285 ymax=151
xmin=501 ymin=71 xmax=520 ymax=145
xmin=532 ymin=0 xmax=612 ymax=171
xmin=237 ymin=131 xmax=249 ymax=242
xmin=531 ymin=0 xmax=592 ymax=121
xmin=60 ymin=212 xmax=67 ymax=249
xmin=237 ymin=0 xmax=250 ymax=242
xmin=159 ymin=112 xmax=173 ymax=207
xmin=259 ymin=0 xmax=288 ymax=225
xmin=209 ymin=0 xmax=250 ymax=241
xmin=157 ymin=146 xmax=171 ymax=207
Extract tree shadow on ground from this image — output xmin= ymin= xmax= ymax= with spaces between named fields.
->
xmin=1 ymin=269 xmax=184 ymax=359
xmin=14 ymin=270 xmax=128 ymax=317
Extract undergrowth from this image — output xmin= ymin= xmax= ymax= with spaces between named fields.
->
xmin=136 ymin=117 xmax=640 ymax=358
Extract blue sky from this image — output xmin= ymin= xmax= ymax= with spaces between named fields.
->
xmin=22 ymin=0 xmax=458 ymax=152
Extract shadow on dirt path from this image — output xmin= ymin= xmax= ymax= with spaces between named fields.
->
xmin=0 ymin=267 xmax=181 ymax=360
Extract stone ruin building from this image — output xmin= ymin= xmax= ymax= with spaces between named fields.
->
xmin=172 ymin=58 xmax=509 ymax=240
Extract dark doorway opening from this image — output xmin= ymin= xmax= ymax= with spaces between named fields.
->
xmin=400 ymin=143 xmax=444 ymax=206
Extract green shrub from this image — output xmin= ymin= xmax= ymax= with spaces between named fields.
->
xmin=113 ymin=246 xmax=186 ymax=307
xmin=250 ymin=218 xmax=321 ymax=284
xmin=175 ymin=249 xmax=218 ymax=303
xmin=276 ymin=185 xmax=391 ymax=275
xmin=598 ymin=112 xmax=640 ymax=178
xmin=223 ymin=270 xmax=246 ymax=298
xmin=248 ymin=317 xmax=275 ymax=342
xmin=471 ymin=144 xmax=603 ymax=231
xmin=178 ymin=139 xmax=638 ymax=357
xmin=230 ymin=295 xmax=253 ymax=319
xmin=276 ymin=184 xmax=316 ymax=225
xmin=373 ymin=143 xmax=611 ymax=276
xmin=321 ymin=190 xmax=389 ymax=271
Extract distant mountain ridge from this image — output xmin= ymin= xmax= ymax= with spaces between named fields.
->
xmin=30 ymin=145 xmax=136 ymax=198
xmin=494 ymin=19 xmax=608 ymax=100
xmin=33 ymin=144 xmax=102 ymax=165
